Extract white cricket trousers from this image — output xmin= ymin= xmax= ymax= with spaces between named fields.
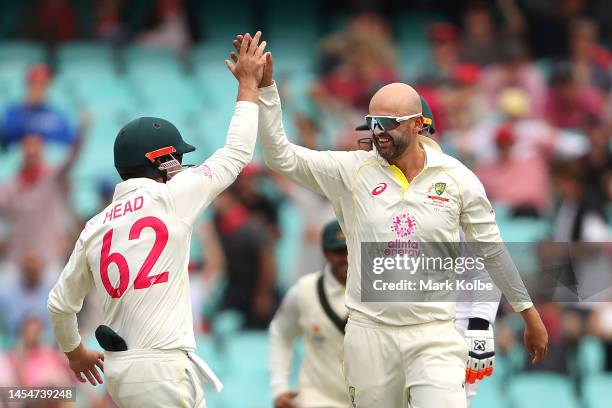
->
xmin=342 ymin=313 xmax=468 ymax=408
xmin=105 ymin=348 xmax=206 ymax=408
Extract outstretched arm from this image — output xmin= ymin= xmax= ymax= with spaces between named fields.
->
xmin=58 ymin=112 xmax=90 ymax=182
xmin=169 ymin=32 xmax=267 ymax=224
xmin=230 ymin=37 xmax=354 ymax=199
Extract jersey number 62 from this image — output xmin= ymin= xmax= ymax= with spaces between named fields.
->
xmin=100 ymin=216 xmax=169 ymax=298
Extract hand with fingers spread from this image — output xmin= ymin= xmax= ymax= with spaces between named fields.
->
xmin=231 ymin=34 xmax=274 ymax=88
xmin=225 ymin=31 xmax=268 ymax=102
xmin=65 ymin=343 xmax=105 ymax=386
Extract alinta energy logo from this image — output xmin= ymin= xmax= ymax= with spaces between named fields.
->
xmin=387 ymin=213 xmax=420 ymax=256
xmin=390 ymin=213 xmax=417 ymax=238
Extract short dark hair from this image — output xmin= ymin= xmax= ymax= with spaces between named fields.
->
xmin=116 ymin=153 xmax=183 ymax=181
xmin=116 ymin=164 xmax=162 ymax=181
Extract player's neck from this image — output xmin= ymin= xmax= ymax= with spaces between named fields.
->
xmin=389 ymin=139 xmax=425 ymax=182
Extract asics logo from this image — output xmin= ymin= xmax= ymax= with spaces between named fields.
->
xmin=372 ymin=182 xmax=387 ymax=195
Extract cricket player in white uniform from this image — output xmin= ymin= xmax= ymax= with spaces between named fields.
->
xmin=47 ymin=32 xmax=269 ymax=408
xmin=229 ymin=35 xmax=548 ymax=408
xmin=269 ymin=220 xmax=349 ymax=408
xmin=357 ymin=98 xmax=500 ymax=404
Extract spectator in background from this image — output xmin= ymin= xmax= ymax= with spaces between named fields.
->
xmin=94 ymin=0 xmax=127 ymax=44
xmin=312 ymin=12 xmax=398 ymax=111
xmin=580 ymin=117 xmax=612 ymax=210
xmin=476 ymin=124 xmax=552 ymax=217
xmin=480 ymin=40 xmax=547 ymax=117
xmin=545 ymin=63 xmax=604 ymax=129
xmin=1 ymin=64 xmax=74 ymax=148
xmin=549 ymin=159 xmax=610 ymax=305
xmin=459 ymin=0 xmax=502 ymax=66
xmin=213 ymin=190 xmax=278 ymax=329
xmin=269 ymin=115 xmax=336 ymax=281
xmin=0 ymin=252 xmax=55 ymax=341
xmin=437 ymin=63 xmax=486 ymax=166
xmin=593 ymin=304 xmax=612 ymax=372
xmin=551 ymin=158 xmax=609 ymax=242
xmin=137 ymin=0 xmax=191 ymax=52
xmin=513 ymin=0 xmax=588 ymax=59
xmin=9 ymin=317 xmax=72 ymax=388
xmin=568 ymin=18 xmax=611 ymax=93
xmin=232 ymin=164 xmax=280 ymax=242
xmin=21 ymin=0 xmax=76 ymax=46
xmin=0 ymin=115 xmax=87 ymax=272
xmin=468 ymin=86 xmax=556 ymax=167
xmin=417 ymin=22 xmax=460 ymax=86
xmin=0 ymin=350 xmax=16 ymax=389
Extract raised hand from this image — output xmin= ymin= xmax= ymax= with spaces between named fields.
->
xmin=231 ymin=34 xmax=273 ymax=88
xmin=225 ymin=31 xmax=267 ymax=102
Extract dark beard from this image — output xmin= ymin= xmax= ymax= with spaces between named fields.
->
xmin=374 ymin=135 xmax=408 ymax=161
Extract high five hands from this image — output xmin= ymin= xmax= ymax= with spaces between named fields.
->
xmin=228 ymin=32 xmax=274 ymax=89
xmin=225 ymin=31 xmax=268 ymax=103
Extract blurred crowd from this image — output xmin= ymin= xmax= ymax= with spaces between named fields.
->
xmin=0 ymin=0 xmax=610 ymax=405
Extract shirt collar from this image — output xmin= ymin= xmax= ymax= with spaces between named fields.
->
xmin=374 ymin=135 xmax=445 ymax=169
xmin=323 ymin=264 xmax=345 ymax=295
xmin=113 ymin=178 xmax=158 ymax=201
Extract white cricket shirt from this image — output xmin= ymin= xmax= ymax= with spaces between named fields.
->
xmin=48 ymin=101 xmax=259 ymax=353
xmin=258 ymin=83 xmax=532 ymax=327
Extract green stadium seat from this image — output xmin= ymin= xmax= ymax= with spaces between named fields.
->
xmin=470 ymin=377 xmax=505 ymax=408
xmin=72 ymin=76 xmax=134 ymax=111
xmin=57 ymin=41 xmax=114 ymax=66
xmin=577 ymin=337 xmax=605 ymax=376
xmin=212 ymin=310 xmax=244 ymax=338
xmin=498 ymin=217 xmax=550 ymax=243
xmin=506 ymin=373 xmax=579 ymax=408
xmin=393 ymin=12 xmax=441 ymax=80
xmin=275 ymin=201 xmax=303 ymax=293
xmin=225 ymin=331 xmax=269 ymax=372
xmin=57 ymin=60 xmax=117 ymax=83
xmin=222 ymin=331 xmax=271 ymax=407
xmin=0 ymin=42 xmax=45 ymax=100
xmin=123 ymin=45 xmax=183 ymax=74
xmin=583 ymin=374 xmax=612 ymax=408
xmin=0 ymin=41 xmax=45 ymax=65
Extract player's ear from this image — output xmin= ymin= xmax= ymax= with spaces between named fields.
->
xmin=413 ymin=116 xmax=424 ymax=133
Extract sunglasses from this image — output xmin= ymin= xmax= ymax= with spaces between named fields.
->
xmin=365 ymin=113 xmax=422 ymax=132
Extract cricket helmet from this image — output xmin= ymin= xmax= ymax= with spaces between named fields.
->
xmin=114 ymin=117 xmax=195 ymax=169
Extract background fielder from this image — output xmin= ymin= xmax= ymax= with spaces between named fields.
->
xmin=269 ymin=220 xmax=349 ymax=408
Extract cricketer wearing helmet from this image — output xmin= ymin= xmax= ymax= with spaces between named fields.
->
xmin=357 ymin=97 xmax=501 ymax=405
xmin=230 ymin=34 xmax=548 ymax=408
xmin=47 ymin=32 xmax=269 ymax=408
xmin=269 ymin=220 xmax=349 ymax=408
